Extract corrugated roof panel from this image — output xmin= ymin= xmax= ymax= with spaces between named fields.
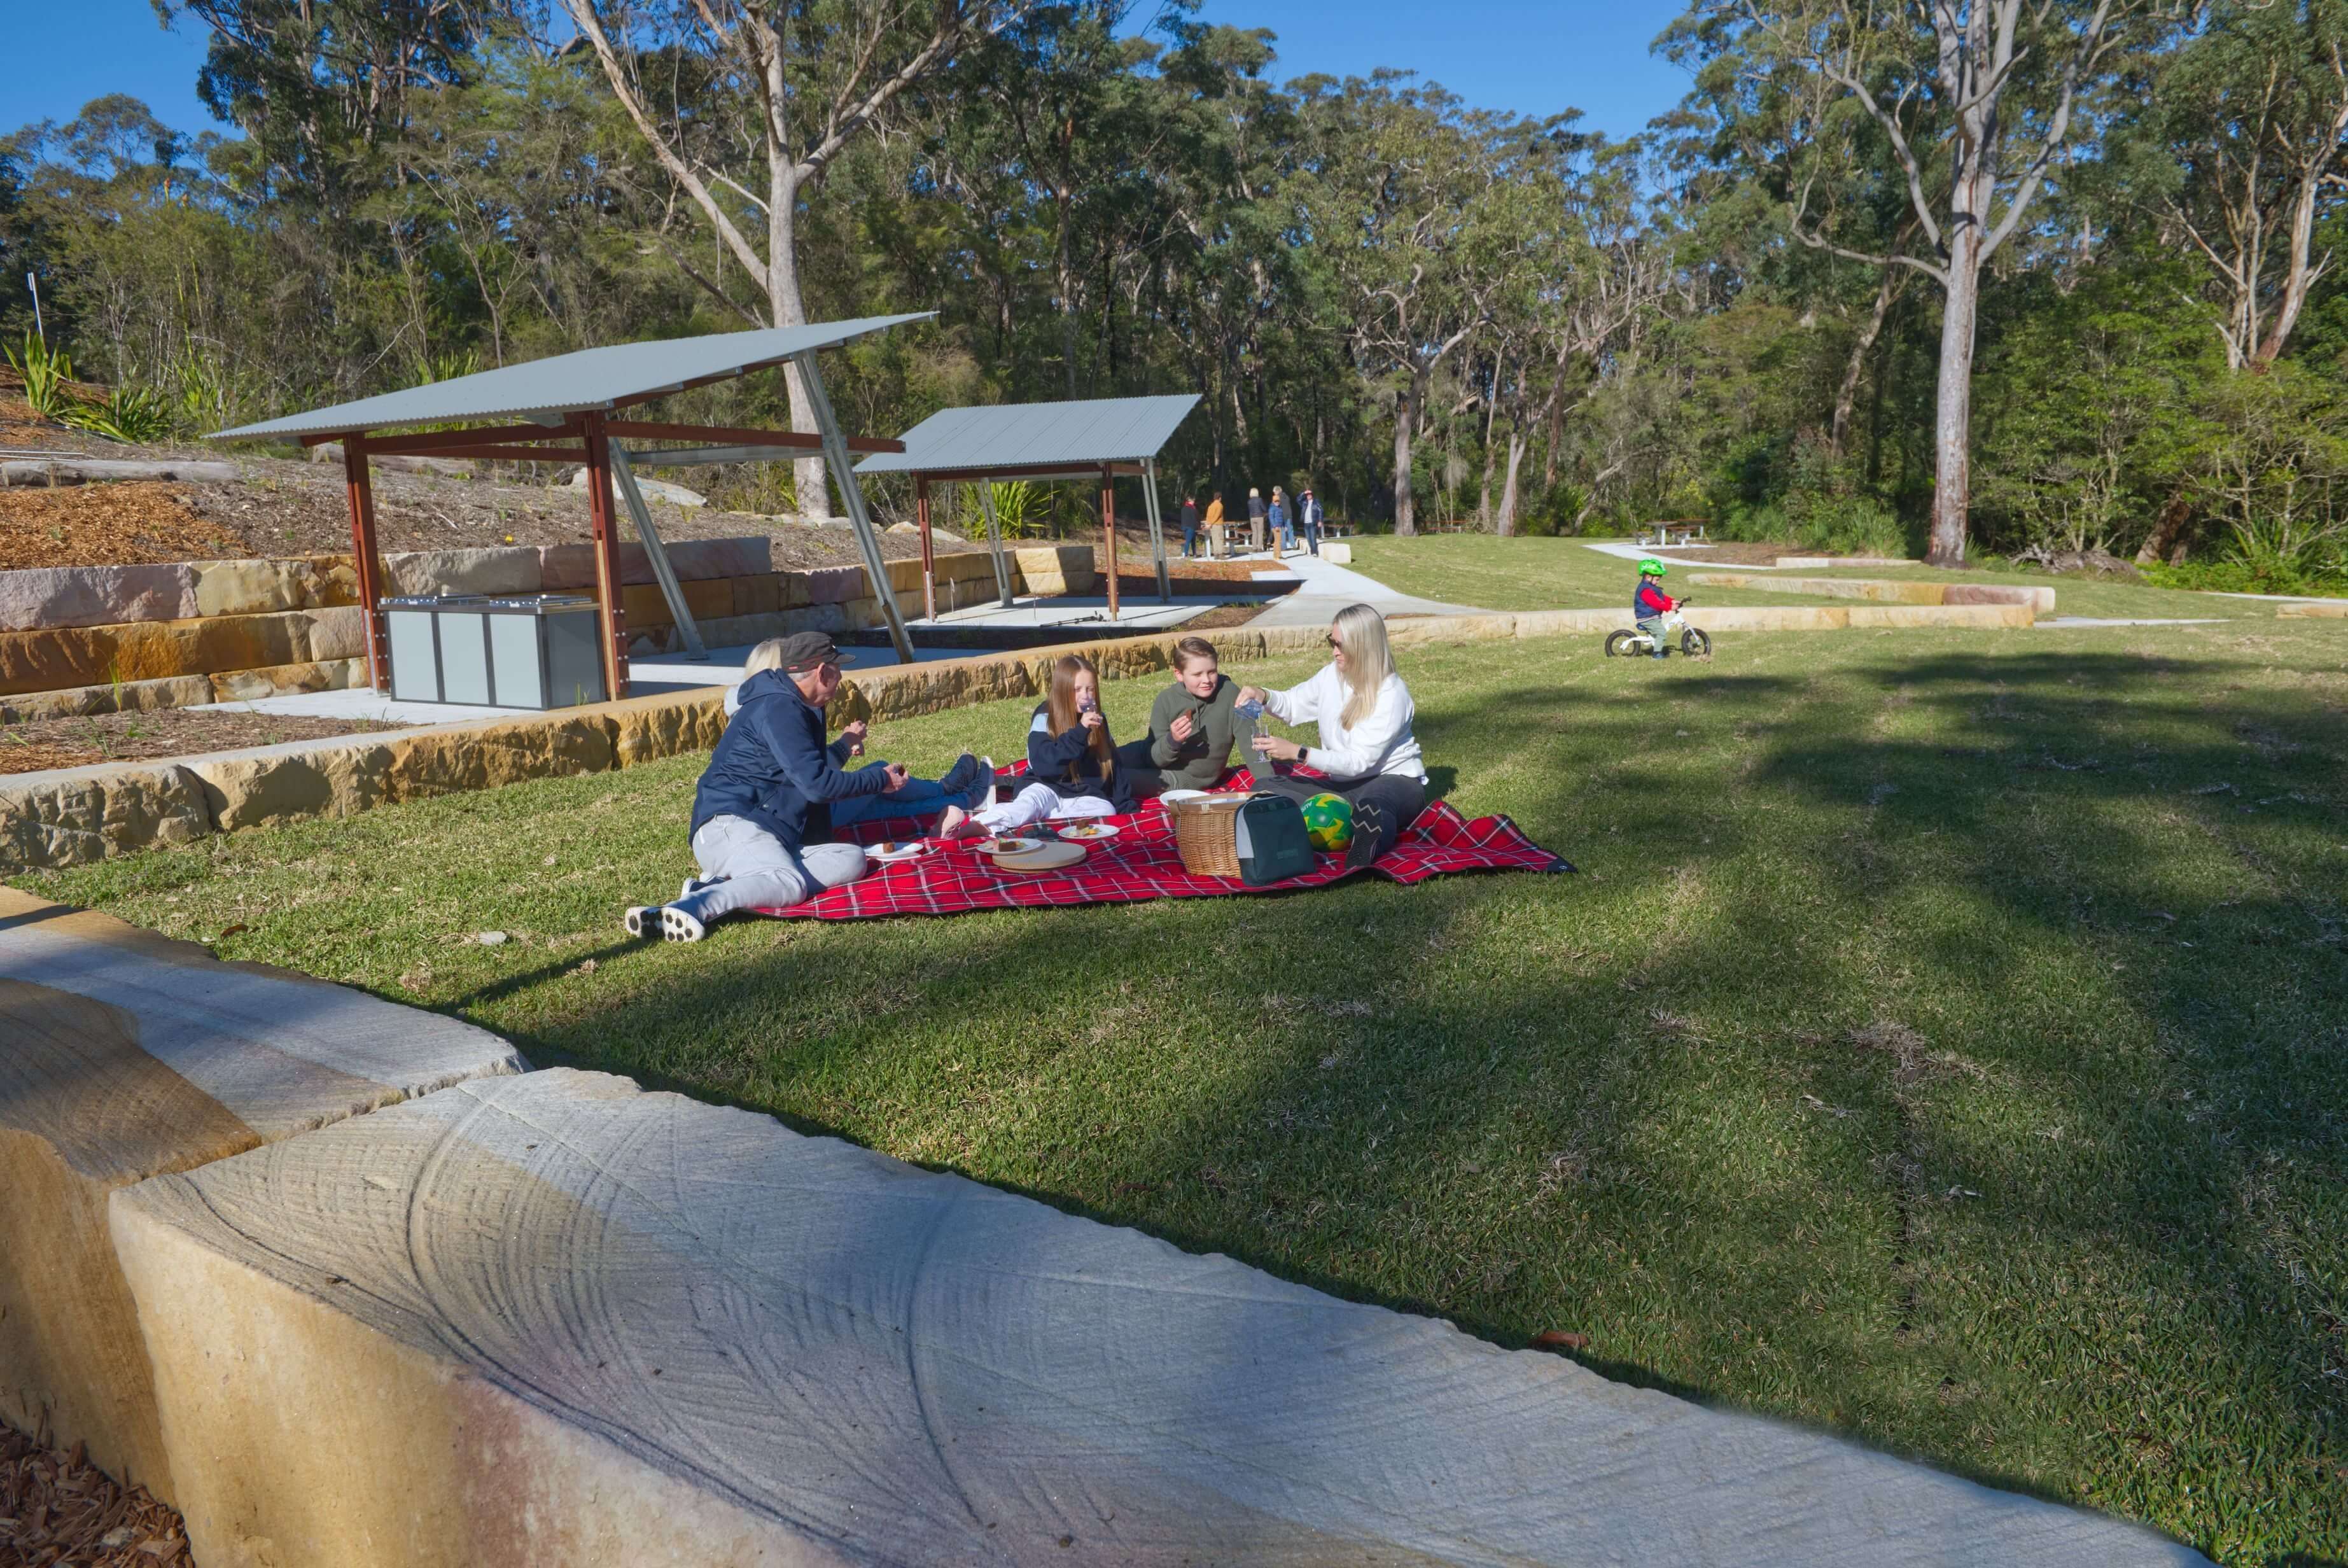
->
xmin=855 ymin=394 xmax=1201 ymax=475
xmin=210 ymin=314 xmax=935 ymax=440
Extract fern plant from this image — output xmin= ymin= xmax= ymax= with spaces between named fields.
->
xmin=964 ymin=479 xmax=1045 ymax=538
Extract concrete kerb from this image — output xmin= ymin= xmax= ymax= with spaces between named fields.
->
xmin=0 ymin=887 xmax=527 ymax=1505
xmin=1687 ymin=572 xmax=2056 ymax=615
xmin=0 ymin=602 xmax=2033 ymax=872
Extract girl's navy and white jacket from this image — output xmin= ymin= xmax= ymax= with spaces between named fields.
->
xmin=1026 ymin=703 xmax=1136 ymax=807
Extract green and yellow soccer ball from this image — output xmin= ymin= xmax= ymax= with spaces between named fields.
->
xmin=1300 ymin=792 xmax=1353 ymax=852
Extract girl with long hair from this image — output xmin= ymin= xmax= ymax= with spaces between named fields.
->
xmin=939 ymin=654 xmax=1136 ymax=837
xmin=1236 ymin=603 xmax=1429 ymax=869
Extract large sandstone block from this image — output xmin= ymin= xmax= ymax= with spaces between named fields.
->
xmin=844 ymin=650 xmax=1038 ymax=726
xmin=0 ymin=762 xmax=212 ymax=871
xmin=0 ymin=890 xmax=526 ymax=1504
xmin=384 ymin=711 xmax=617 ymax=800
xmin=112 ymin=1068 xmax=2202 ymax=1568
xmin=382 ymin=547 xmax=543 ymax=598
xmin=800 ymin=564 xmax=867 ymax=606
xmin=191 ymin=557 xmax=360 ymax=619
xmin=609 ymin=689 xmax=726 ymax=768
xmin=539 ymin=537 xmax=768 ymax=591
xmin=186 ymin=736 xmax=398 ymax=832
xmin=2278 ymin=599 xmax=2348 ymax=617
xmin=1319 ymin=540 xmax=1353 ymax=564
xmin=1945 ymin=582 xmax=2056 ymax=613
xmin=1387 ymin=612 xmax=1517 ymax=647
xmin=1844 ymin=603 xmax=2033 ymax=629
xmin=209 ymin=657 xmax=352 ymax=703
xmin=731 ymin=572 xmax=783 ymax=617
xmin=0 ymin=563 xmax=196 ymax=631
xmin=0 ymin=672 xmax=215 ymax=723
xmin=1513 ymin=608 xmax=1623 ymax=638
xmin=1700 ymin=606 xmax=1850 ymax=631
xmin=1013 ymin=543 xmax=1097 ymax=596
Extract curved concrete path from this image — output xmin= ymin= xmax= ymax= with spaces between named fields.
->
xmin=116 ymin=1068 xmax=2205 ymax=1567
xmin=1249 ymin=549 xmax=1490 ymax=627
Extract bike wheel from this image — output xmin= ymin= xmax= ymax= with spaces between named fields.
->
xmin=1604 ymin=630 xmax=1639 ymax=659
xmin=1681 ymin=627 xmax=1712 ymax=659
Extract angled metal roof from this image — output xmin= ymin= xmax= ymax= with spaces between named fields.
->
xmin=210 ymin=314 xmax=935 ymax=440
xmin=855 ymin=394 xmax=1201 ymax=477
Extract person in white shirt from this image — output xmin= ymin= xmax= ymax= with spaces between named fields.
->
xmin=1235 ymin=603 xmax=1429 ymax=869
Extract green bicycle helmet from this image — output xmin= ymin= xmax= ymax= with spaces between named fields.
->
xmin=1638 ymin=557 xmax=1667 ymax=576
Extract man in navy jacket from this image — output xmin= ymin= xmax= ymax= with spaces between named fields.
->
xmin=627 ymin=632 xmax=986 ymax=941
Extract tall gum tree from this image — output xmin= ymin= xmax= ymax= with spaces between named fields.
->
xmin=1670 ymin=0 xmax=2142 ymax=563
xmin=559 ymin=0 xmax=1031 ymax=510
xmin=1304 ymin=76 xmax=1507 ymax=536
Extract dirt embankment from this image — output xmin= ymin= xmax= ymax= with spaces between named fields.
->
xmin=1 ymin=394 xmax=995 ymax=573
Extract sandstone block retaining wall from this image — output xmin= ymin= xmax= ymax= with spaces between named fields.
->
xmin=2277 ymin=600 xmax=2348 ymax=617
xmin=0 ymin=888 xmax=526 ymax=1505
xmin=1688 ymin=572 xmax=2055 ymax=613
xmin=0 ymin=540 xmax=1098 ymax=707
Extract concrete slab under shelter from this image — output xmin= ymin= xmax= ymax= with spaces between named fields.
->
xmin=0 ymin=888 xmax=527 ymax=1503
xmin=115 ymin=1068 xmax=2205 ymax=1567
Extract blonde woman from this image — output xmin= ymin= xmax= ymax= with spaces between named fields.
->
xmin=1236 ymin=603 xmax=1428 ymax=869
xmin=939 ymin=653 xmax=1136 ymax=837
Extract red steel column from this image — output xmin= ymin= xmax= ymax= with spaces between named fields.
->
xmin=1101 ymin=466 xmax=1121 ymax=620
xmin=916 ymin=476 xmax=937 ymax=621
xmin=342 ymin=437 xmax=391 ymax=692
xmin=581 ymin=411 xmax=630 ymax=700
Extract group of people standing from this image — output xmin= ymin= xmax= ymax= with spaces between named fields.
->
xmin=627 ymin=606 xmax=1429 ymax=942
xmin=1178 ymin=484 xmax=1322 ymax=560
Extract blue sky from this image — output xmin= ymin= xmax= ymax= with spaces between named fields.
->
xmin=4 ymin=0 xmax=1696 ymax=146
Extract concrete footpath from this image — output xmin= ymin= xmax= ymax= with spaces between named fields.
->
xmin=1250 ymin=548 xmax=1487 ymax=627
xmin=1 ymin=886 xmax=2208 ymax=1566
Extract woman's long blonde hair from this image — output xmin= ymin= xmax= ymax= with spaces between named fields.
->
xmin=1332 ymin=603 xmax=1393 ymax=729
xmin=1045 ymin=653 xmax=1115 ymax=785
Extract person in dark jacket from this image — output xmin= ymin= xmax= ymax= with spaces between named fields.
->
xmin=1180 ymin=495 xmax=1201 ymax=559
xmin=938 ymin=653 xmax=1135 ymax=837
xmin=1247 ymin=487 xmax=1268 ymax=553
xmin=627 ymin=633 xmax=988 ymax=940
xmin=1297 ymin=486 xmax=1323 ymax=556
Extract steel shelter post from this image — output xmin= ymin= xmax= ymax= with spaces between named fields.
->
xmin=791 ymin=351 xmax=914 ymax=664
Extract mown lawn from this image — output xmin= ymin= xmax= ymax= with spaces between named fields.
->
xmin=1348 ymin=533 xmax=2297 ymax=623
xmin=19 ymin=617 xmax=2348 ymax=1563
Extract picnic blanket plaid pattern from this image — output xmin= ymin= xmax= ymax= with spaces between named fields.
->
xmin=755 ymin=767 xmax=1571 ymax=921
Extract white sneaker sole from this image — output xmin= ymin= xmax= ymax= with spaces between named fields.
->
xmin=659 ymin=906 xmax=706 ymax=942
xmin=624 ymin=906 xmax=652 ymax=938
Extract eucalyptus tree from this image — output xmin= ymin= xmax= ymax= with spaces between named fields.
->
xmin=557 ymin=0 xmax=1035 ymax=505
xmin=2136 ymin=0 xmax=2348 ymax=370
xmin=1667 ymin=0 xmax=2146 ymax=563
xmin=1303 ymin=74 xmax=1511 ymax=535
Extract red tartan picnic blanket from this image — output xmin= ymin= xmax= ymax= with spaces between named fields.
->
xmin=756 ymin=768 xmax=1571 ymax=921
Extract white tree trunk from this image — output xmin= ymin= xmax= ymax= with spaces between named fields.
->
xmin=1495 ymin=428 xmax=1527 ymax=537
xmin=1928 ymin=218 xmax=1983 ymax=566
xmin=767 ymin=167 xmax=830 ymax=517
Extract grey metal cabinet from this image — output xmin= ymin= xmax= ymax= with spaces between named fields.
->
xmin=381 ymin=594 xmax=607 ymax=710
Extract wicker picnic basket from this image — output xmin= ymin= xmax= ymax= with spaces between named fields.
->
xmin=1168 ymin=793 xmax=1251 ymax=878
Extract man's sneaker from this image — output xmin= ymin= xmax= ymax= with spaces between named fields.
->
xmin=937 ymin=752 xmax=988 ymax=799
xmin=624 ymin=906 xmax=654 ymax=938
xmin=659 ymin=904 xmax=707 ymax=942
xmin=1345 ymin=802 xmax=1387 ymax=872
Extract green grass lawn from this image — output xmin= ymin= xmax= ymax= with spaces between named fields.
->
xmin=18 ymin=617 xmax=2348 ymax=1563
xmin=1348 ymin=533 xmax=2300 ymax=623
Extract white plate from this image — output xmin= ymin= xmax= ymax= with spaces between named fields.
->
xmin=972 ymin=836 xmax=1043 ymax=855
xmin=1159 ymin=789 xmax=1210 ymax=805
xmin=867 ymin=840 xmax=932 ymax=863
xmin=1056 ymin=822 xmax=1121 ymax=841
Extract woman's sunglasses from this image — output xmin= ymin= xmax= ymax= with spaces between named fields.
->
xmin=1327 ymin=635 xmax=1344 ymax=650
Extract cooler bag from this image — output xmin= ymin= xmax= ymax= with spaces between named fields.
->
xmin=1233 ymin=794 xmax=1318 ymax=886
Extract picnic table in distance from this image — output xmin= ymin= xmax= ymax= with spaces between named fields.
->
xmin=1637 ymin=520 xmax=1709 ymax=547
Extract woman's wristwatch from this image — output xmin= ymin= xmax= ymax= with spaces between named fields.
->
xmin=1296 ymin=746 xmax=1308 ymax=766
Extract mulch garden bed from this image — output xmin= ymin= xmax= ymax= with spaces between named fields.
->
xmin=1 ymin=708 xmax=396 ymax=775
xmin=0 ymin=1421 xmax=195 ymax=1568
xmin=0 ymin=482 xmax=257 ymax=571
